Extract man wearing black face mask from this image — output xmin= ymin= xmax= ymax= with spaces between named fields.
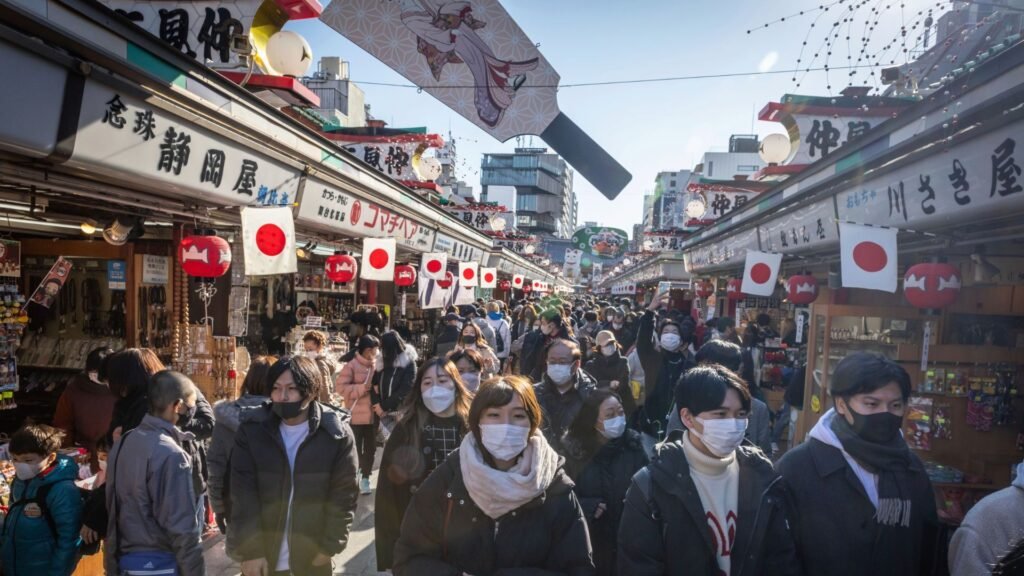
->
xmin=230 ymin=356 xmax=359 ymax=576
xmin=777 ymin=352 xmax=938 ymax=576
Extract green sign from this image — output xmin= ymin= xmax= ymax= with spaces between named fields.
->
xmin=571 ymin=226 xmax=628 ymax=259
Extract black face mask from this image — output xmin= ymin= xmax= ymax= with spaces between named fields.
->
xmin=845 ymin=405 xmax=904 ymax=444
xmin=273 ymin=400 xmax=307 ymax=420
xmin=462 ymin=335 xmax=477 ymax=345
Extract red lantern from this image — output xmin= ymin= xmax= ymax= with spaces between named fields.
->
xmin=179 ymin=233 xmax=231 ymax=278
xmin=325 ymin=253 xmax=358 ymax=283
xmin=498 ymin=279 xmax=512 ymax=290
xmin=786 ymin=275 xmax=819 ymax=305
xmin=694 ymin=280 xmax=714 ymax=299
xmin=522 ymin=281 xmax=533 ymax=293
xmin=394 ymin=264 xmax=417 ymax=287
xmin=437 ymin=270 xmax=454 ymax=289
xmin=726 ymin=278 xmax=745 ymax=299
xmin=904 ymin=262 xmax=961 ymax=310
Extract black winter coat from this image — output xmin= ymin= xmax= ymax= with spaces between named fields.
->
xmin=582 ymin=353 xmax=637 ymax=418
xmin=372 ymin=349 xmax=417 ymax=413
xmin=617 ymin=441 xmax=802 ymax=576
xmin=534 ymin=371 xmax=599 ymax=455
xmin=564 ymin=431 xmax=648 ymax=576
xmin=229 ymin=402 xmax=359 ymax=573
xmin=777 ymin=438 xmax=939 ymax=576
xmin=634 ymin=311 xmax=694 ymax=437
xmin=106 ymin=388 xmax=149 ymax=444
xmin=519 ymin=329 xmax=546 ymax=382
xmin=392 ymin=449 xmax=595 ymax=576
xmin=375 ymin=409 xmax=466 ymax=570
xmin=177 ymin=390 xmax=215 ymax=497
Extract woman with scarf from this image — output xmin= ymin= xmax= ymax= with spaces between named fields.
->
xmin=393 ymin=376 xmax=594 ymax=576
xmin=563 ymin=390 xmax=647 ymax=576
xmin=634 ymin=291 xmax=695 ymax=442
xmin=777 ymin=352 xmax=938 ymax=576
xmin=375 ymin=358 xmax=473 ymax=571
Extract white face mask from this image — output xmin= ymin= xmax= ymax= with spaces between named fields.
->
xmin=691 ymin=417 xmax=748 ymax=457
xmin=422 ymin=385 xmax=456 ymax=415
xmin=660 ymin=333 xmax=681 ymax=351
xmin=480 ymin=423 xmax=530 ymax=461
xmin=600 ymin=415 xmax=626 ymax=439
xmin=540 ymin=324 xmax=554 ymax=336
xmin=601 ymin=344 xmax=617 ymax=357
xmin=98 ymin=459 xmax=108 ymax=472
xmin=546 ymin=363 xmax=573 ymax=385
xmin=461 ymin=373 xmax=481 ymax=392
xmin=14 ymin=459 xmax=48 ymax=481
xmin=88 ymin=371 xmax=104 ymax=386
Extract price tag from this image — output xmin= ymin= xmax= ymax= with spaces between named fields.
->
xmin=304 ymin=316 xmax=323 ymax=328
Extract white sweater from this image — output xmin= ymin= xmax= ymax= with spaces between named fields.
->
xmin=683 ymin=431 xmax=740 ymax=575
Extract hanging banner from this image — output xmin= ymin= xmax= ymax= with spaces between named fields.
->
xmin=29 ymin=257 xmax=72 ymax=309
xmin=571 ymin=226 xmax=629 ymax=259
xmin=417 ymin=274 xmax=448 ymax=310
xmin=0 ymin=240 xmax=21 ymax=278
xmin=241 ymin=207 xmax=298 ymax=276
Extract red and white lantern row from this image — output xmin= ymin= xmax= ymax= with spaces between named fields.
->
xmin=726 ymin=278 xmax=745 ymax=299
xmin=904 ymin=262 xmax=961 ymax=310
xmin=394 ymin=264 xmax=417 ymax=287
xmin=498 ymin=279 xmax=512 ymax=291
xmin=693 ymin=280 xmax=714 ymax=299
xmin=179 ymin=232 xmax=231 ymax=278
xmin=786 ymin=275 xmax=819 ymax=305
xmin=325 ymin=253 xmax=358 ymax=283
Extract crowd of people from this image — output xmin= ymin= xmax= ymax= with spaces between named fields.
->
xmin=3 ymin=291 xmax=1024 ymax=575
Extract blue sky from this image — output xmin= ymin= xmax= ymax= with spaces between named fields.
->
xmin=289 ymin=0 xmax=941 ymax=232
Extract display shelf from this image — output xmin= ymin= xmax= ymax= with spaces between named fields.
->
xmin=896 ymin=343 xmax=1024 ymax=365
xmin=933 ymin=482 xmax=1001 ymax=491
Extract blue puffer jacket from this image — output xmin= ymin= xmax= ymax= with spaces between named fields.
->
xmin=1 ymin=454 xmax=83 ymax=576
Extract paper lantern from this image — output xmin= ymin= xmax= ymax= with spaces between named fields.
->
xmin=265 ymin=31 xmax=313 ymax=77
xmin=522 ymin=282 xmax=533 ymax=293
xmin=904 ymin=262 xmax=961 ymax=310
xmin=786 ymin=275 xmax=819 ymax=305
xmin=694 ymin=280 xmax=714 ymax=299
xmin=437 ymin=270 xmax=454 ymax=289
xmin=179 ymin=233 xmax=231 ymax=278
xmin=726 ymin=278 xmax=745 ymax=299
xmin=325 ymin=253 xmax=358 ymax=283
xmin=394 ymin=264 xmax=417 ymax=287
xmin=498 ymin=279 xmax=512 ymax=290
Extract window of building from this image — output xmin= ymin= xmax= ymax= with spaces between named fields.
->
xmin=707 ymin=162 xmax=714 ymax=177
xmin=670 ymin=180 xmax=676 ymax=188
xmin=737 ymin=165 xmax=760 ymax=172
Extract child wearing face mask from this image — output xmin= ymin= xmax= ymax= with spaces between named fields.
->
xmin=1 ymin=425 xmax=84 ymax=576
xmin=618 ymin=366 xmax=801 ymax=576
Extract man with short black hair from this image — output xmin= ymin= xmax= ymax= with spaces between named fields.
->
xmin=534 ymin=338 xmax=598 ymax=453
xmin=105 ymin=371 xmax=204 ymax=576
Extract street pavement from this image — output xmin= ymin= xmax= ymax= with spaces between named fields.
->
xmin=204 ymin=456 xmax=383 ymax=576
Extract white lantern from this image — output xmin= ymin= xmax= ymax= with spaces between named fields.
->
xmin=489 ymin=215 xmax=507 ymax=232
xmin=622 ymin=258 xmax=632 ymax=266
xmin=265 ymin=31 xmax=313 ymax=77
xmin=684 ymin=193 xmax=707 ymax=219
xmin=642 ymin=239 xmax=654 ymax=251
xmin=416 ymin=156 xmax=443 ymax=181
xmin=759 ymin=133 xmax=791 ymax=165
xmin=524 ymin=244 xmax=536 ymax=255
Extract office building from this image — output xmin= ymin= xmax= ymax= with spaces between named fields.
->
xmin=480 ymin=148 xmax=576 ymax=239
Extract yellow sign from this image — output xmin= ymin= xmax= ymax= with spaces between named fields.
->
xmin=811 ymin=395 xmax=822 ymax=413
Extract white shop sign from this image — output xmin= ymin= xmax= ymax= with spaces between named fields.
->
xmin=69 ymin=80 xmax=301 ymax=207
xmin=758 ymin=197 xmax=837 ymax=254
xmin=297 ymin=177 xmax=436 ymax=252
xmin=837 ymin=119 xmax=1024 ymax=229
xmin=687 ymin=227 xmax=759 ymax=272
xmin=142 ymin=255 xmax=169 ymax=285
xmin=789 ymin=114 xmax=881 ymax=165
xmin=433 ymin=232 xmax=484 ymax=264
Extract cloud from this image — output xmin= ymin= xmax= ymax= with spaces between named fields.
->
xmin=758 ymin=51 xmax=779 ymax=73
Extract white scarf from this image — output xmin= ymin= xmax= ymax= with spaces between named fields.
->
xmin=459 ymin=432 xmax=561 ymax=520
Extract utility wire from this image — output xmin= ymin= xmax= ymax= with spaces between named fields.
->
xmin=346 ymin=64 xmax=879 ymax=90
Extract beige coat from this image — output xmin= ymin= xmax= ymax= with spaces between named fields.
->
xmin=336 ymin=355 xmax=376 ymax=425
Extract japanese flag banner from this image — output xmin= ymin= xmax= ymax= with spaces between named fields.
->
xmin=512 ymin=274 xmax=525 ymax=290
xmin=361 ymin=238 xmax=396 ymax=281
xmin=840 ymin=223 xmax=898 ymax=292
xmin=741 ymin=250 xmax=783 ymax=297
xmin=480 ymin=268 xmax=498 ymax=288
xmin=459 ymin=262 xmax=479 ymax=287
xmin=454 ymin=280 xmax=476 ymax=305
xmin=241 ymin=207 xmax=297 ymax=276
xmin=421 ymin=253 xmax=448 ymax=280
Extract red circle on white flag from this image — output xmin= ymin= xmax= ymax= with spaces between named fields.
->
xmin=484 ymin=272 xmax=495 ymax=283
xmin=255 ymin=224 xmax=286 ymax=256
xmin=463 ymin=267 xmax=475 ymax=280
xmin=853 ymin=241 xmax=887 ymax=272
xmin=426 ymin=259 xmax=442 ymax=273
xmin=514 ymin=277 xmax=522 ymax=286
xmin=369 ymin=248 xmax=390 ymax=269
xmin=750 ymin=263 xmax=772 ymax=284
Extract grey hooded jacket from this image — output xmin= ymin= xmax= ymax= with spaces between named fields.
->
xmin=105 ymin=414 xmax=204 ymax=576
xmin=948 ymin=461 xmax=1024 ymax=576
xmin=208 ymin=394 xmax=269 ymax=516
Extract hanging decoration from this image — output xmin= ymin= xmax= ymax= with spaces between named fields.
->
xmin=179 ymin=231 xmax=231 ymax=278
xmin=726 ymin=278 xmax=745 ymax=299
xmin=693 ymin=280 xmax=714 ymax=299
xmin=325 ymin=252 xmax=358 ymax=283
xmin=361 ymin=238 xmax=397 ymax=281
xmin=480 ymin=268 xmax=497 ymax=289
xmin=904 ymin=262 xmax=961 ymax=311
xmin=437 ymin=270 xmax=455 ymax=289
xmin=786 ymin=274 xmax=819 ymax=305
xmin=523 ymin=281 xmax=533 ymax=293
xmin=459 ymin=262 xmax=479 ymax=287
xmin=421 ymin=252 xmax=448 ymax=280
xmin=394 ymin=264 xmax=417 ymax=287
xmin=241 ymin=207 xmax=298 ymax=276
xmin=498 ymin=279 xmax=512 ymax=291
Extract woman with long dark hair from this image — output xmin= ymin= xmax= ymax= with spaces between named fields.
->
xmin=105 ymin=348 xmax=166 ymax=443
xmin=452 ymin=322 xmax=500 ymax=379
xmin=562 ymin=390 xmax=647 ymax=576
xmin=374 ymin=357 xmax=473 ymax=571
xmin=393 ymin=376 xmax=593 ymax=575
xmin=371 ymin=331 xmax=419 ymax=421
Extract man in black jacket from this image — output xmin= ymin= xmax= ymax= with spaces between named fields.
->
xmin=229 ymin=356 xmax=359 ymax=576
xmin=534 ymin=338 xmax=598 ymax=454
xmin=432 ymin=312 xmax=462 ymax=358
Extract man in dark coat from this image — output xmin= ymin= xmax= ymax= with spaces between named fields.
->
xmin=229 ymin=357 xmax=359 ymax=576
xmin=534 ymin=339 xmax=598 ymax=454
xmin=583 ymin=331 xmax=637 ymax=418
xmin=634 ymin=295 xmax=695 ymax=441
xmin=432 ymin=313 xmax=462 ymax=358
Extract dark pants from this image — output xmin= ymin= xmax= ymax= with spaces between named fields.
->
xmin=351 ymin=423 xmax=376 ymax=478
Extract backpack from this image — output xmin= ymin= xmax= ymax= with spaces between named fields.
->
xmin=495 ymin=323 xmax=506 ymax=353
xmin=9 ymin=480 xmax=88 ymax=547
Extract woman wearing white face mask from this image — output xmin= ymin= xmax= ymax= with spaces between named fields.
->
xmin=454 ymin=324 xmax=500 ymax=380
xmin=449 ymin=348 xmax=484 ymax=393
xmin=618 ymin=365 xmax=801 ymax=576
xmin=375 ymin=358 xmax=472 ymax=571
xmin=584 ymin=331 xmax=637 ymax=419
xmin=562 ymin=390 xmax=648 ymax=576
xmin=393 ymin=376 xmax=594 ymax=576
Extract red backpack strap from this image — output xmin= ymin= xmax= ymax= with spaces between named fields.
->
xmin=442 ymin=497 xmax=454 ymax=562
